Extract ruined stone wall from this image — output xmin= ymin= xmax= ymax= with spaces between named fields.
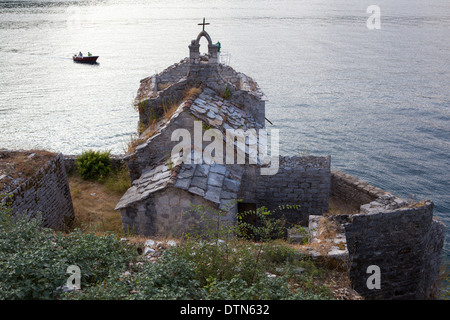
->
xmin=127 ymin=103 xmax=196 ymax=182
xmin=344 ymin=199 xmax=446 ymax=299
xmin=229 ymin=89 xmax=265 ymax=127
xmin=239 ymin=156 xmax=331 ymax=226
xmin=330 ymin=170 xmax=386 ymax=209
xmin=2 ymin=153 xmax=75 ymax=231
xmin=139 ymin=79 xmax=188 ymax=128
xmin=327 ymin=171 xmax=446 ymax=299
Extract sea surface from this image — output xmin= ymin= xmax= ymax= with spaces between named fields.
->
xmin=0 ymin=0 xmax=449 ymax=261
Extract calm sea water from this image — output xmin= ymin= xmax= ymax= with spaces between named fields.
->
xmin=0 ymin=0 xmax=449 ymax=260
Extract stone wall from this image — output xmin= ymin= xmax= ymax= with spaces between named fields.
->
xmin=156 ymin=58 xmax=189 ymax=86
xmin=120 ymin=187 xmax=227 ymax=237
xmin=327 ymin=170 xmax=446 ymax=299
xmin=63 ymin=154 xmax=125 ymax=175
xmin=344 ymin=199 xmax=446 ymax=299
xmin=420 ymin=217 xmax=447 ymax=298
xmin=217 ymin=64 xmax=242 ymax=88
xmin=2 ymin=153 xmax=75 ymax=231
xmin=330 ymin=170 xmax=387 ymax=209
xmin=239 ymin=156 xmax=331 ymax=226
xmin=139 ymin=79 xmax=188 ymax=129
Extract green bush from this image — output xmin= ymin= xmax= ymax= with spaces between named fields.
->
xmin=76 ymin=150 xmax=112 ymax=181
xmin=0 ymin=203 xmax=138 ymax=300
xmin=261 ymin=242 xmax=296 ymax=266
xmin=0 ymin=208 xmax=67 ymax=299
xmin=0 ymin=201 xmax=333 ymax=300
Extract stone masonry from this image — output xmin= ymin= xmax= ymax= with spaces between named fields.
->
xmin=1 ymin=151 xmax=75 ymax=231
xmin=117 ymin=29 xmax=446 ymax=299
xmin=119 ymin=28 xmax=332 ymax=237
xmin=301 ymin=170 xmax=446 ymax=299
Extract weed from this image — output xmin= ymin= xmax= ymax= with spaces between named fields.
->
xmin=103 ymin=165 xmax=131 ymax=195
xmin=76 ymin=150 xmax=112 ymax=181
xmin=222 ymin=84 xmax=232 ymax=100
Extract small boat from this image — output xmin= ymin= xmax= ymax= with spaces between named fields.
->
xmin=73 ymin=54 xmax=99 ymax=63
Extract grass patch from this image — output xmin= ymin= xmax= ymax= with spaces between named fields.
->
xmin=185 ymin=87 xmax=202 ymax=97
xmin=67 ymin=166 xmax=130 ymax=234
xmin=102 ymin=165 xmax=131 ymax=195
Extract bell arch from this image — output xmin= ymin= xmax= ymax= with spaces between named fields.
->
xmin=189 ymin=30 xmax=219 ymax=65
xmin=195 ymin=30 xmax=213 ymax=46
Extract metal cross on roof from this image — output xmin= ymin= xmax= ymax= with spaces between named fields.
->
xmin=198 ymin=17 xmax=210 ymax=31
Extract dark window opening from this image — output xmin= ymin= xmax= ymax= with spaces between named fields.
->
xmin=237 ymin=202 xmax=257 ymax=240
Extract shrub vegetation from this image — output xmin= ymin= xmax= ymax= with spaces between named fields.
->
xmin=0 ymin=201 xmax=334 ymax=300
xmin=76 ymin=150 xmax=112 ymax=181
xmin=0 ymin=202 xmax=137 ymax=299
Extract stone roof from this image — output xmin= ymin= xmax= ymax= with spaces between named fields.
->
xmin=118 ymin=79 xmax=266 ymax=212
xmin=115 ymin=161 xmax=177 ymax=211
xmin=132 ymin=84 xmax=268 ymax=163
xmin=189 ymin=87 xmax=263 ymax=131
xmin=187 ymin=87 xmax=268 ymax=166
xmin=115 ymin=157 xmax=244 ymax=211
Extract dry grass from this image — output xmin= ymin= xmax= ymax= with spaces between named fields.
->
xmin=185 ymin=87 xmax=202 ymax=97
xmin=126 ymin=86 xmax=203 ymax=155
xmin=158 ymin=82 xmax=171 ymax=91
xmin=0 ymin=149 xmax=55 ymax=178
xmin=0 ymin=150 xmax=57 ymax=192
xmin=68 ymin=171 xmax=129 ymax=234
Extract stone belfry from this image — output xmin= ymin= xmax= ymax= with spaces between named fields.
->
xmin=187 ymin=18 xmax=222 ymax=89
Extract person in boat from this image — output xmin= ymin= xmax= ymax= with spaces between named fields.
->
xmin=88 ymin=52 xmax=92 ymax=56
xmin=78 ymin=51 xmax=83 ymax=57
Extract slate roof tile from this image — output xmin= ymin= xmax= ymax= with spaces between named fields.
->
xmin=115 ymin=159 xmax=244 ymax=210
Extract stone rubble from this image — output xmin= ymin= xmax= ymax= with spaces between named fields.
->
xmin=301 ymin=215 xmax=349 ymax=268
xmin=359 ymin=193 xmax=420 ymax=214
